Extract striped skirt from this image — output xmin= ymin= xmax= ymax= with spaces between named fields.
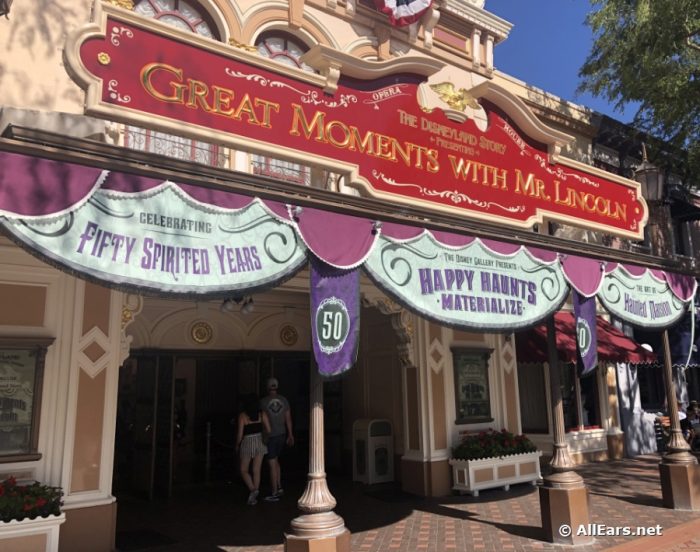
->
xmin=240 ymin=433 xmax=267 ymax=460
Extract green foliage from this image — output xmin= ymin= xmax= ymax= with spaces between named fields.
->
xmin=0 ymin=477 xmax=63 ymax=523
xmin=451 ymin=429 xmax=537 ymax=461
xmin=579 ymin=0 xmax=700 ymax=182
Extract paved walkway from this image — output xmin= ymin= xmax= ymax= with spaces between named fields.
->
xmin=115 ymin=454 xmax=700 ymax=551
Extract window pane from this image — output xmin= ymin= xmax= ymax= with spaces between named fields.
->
xmin=153 ymin=0 xmax=175 ymax=10
xmin=453 ymin=350 xmax=492 ymax=423
xmin=134 ymin=2 xmax=156 ymax=17
xmin=159 ymin=15 xmax=192 ymax=32
xmin=0 ymin=349 xmax=38 ymax=455
xmin=266 ymin=38 xmax=285 ymax=53
xmin=194 ymin=22 xmax=214 ymax=39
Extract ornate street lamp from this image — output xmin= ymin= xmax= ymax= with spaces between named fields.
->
xmin=636 ymin=144 xmax=673 ymax=258
xmin=636 ymin=144 xmax=665 ymax=202
xmin=634 ymin=145 xmax=699 ymax=510
xmin=0 ymin=0 xmax=13 ymax=18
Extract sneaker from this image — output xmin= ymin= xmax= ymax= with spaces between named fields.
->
xmin=264 ymin=494 xmax=280 ymax=502
xmin=247 ymin=490 xmax=259 ymax=505
xmin=275 ymin=488 xmax=284 ymax=497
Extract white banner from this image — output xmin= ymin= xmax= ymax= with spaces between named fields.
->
xmin=3 ymin=183 xmax=307 ymax=296
xmin=364 ymin=235 xmax=568 ymax=331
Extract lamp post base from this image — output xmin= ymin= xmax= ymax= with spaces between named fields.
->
xmin=285 ymin=512 xmax=350 ymax=552
xmin=539 ymin=472 xmax=592 ymax=545
xmin=659 ymin=461 xmax=700 ymax=510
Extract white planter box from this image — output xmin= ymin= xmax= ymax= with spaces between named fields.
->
xmin=449 ymin=451 xmax=542 ymax=496
xmin=0 ymin=513 xmax=65 ymax=552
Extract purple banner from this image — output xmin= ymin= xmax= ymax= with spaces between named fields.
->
xmin=310 ymin=257 xmax=360 ymax=377
xmin=573 ymin=290 xmax=598 ymax=376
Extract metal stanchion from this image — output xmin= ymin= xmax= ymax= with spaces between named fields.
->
xmin=205 ymin=421 xmax=211 ymax=486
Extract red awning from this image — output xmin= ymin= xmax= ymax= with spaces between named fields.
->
xmin=515 ymin=312 xmax=657 ymax=364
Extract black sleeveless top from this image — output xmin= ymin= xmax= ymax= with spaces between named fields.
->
xmin=243 ymin=415 xmax=263 ymax=436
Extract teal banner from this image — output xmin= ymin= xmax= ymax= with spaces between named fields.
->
xmin=364 ymin=235 xmax=568 ymax=331
xmin=3 ymin=184 xmax=307 ymax=296
xmin=599 ymin=267 xmax=688 ymax=329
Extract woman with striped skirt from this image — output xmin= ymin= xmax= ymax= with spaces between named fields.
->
xmin=236 ymin=394 xmax=271 ymax=505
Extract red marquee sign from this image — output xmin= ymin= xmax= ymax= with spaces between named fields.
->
xmin=65 ymin=5 xmax=647 ymax=239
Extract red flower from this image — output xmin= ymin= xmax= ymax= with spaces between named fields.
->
xmin=23 ymin=503 xmax=33 ymax=512
xmin=35 ymin=497 xmax=47 ymax=508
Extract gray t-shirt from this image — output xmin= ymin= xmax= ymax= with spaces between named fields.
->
xmin=261 ymin=394 xmax=290 ymax=437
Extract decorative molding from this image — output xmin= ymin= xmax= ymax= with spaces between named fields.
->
xmin=441 ymin=0 xmax=512 ymax=40
xmin=280 ymin=324 xmax=299 ymax=346
xmin=361 ymin=294 xmax=415 ymax=367
xmin=190 ymin=321 xmax=213 ymax=344
xmin=374 ymin=23 xmax=392 ymax=61
xmin=345 ymin=0 xmax=356 ymax=16
xmin=77 ymin=326 xmax=111 ymax=379
xmin=289 ymin=0 xmax=304 ymax=28
xmin=423 ymin=1 xmax=442 ymax=49
xmin=302 ymin=44 xmax=444 ymax=91
xmin=428 ymin=337 xmax=445 ymax=374
xmin=501 ymin=334 xmax=515 ymax=374
xmin=119 ymin=293 xmax=142 ymax=365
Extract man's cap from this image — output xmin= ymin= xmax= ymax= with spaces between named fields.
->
xmin=267 ymin=377 xmax=279 ymax=390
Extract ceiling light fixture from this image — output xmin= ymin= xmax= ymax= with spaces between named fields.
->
xmin=220 ymin=296 xmax=254 ymax=314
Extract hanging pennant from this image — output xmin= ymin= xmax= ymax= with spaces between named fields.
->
xmin=374 ymin=0 xmax=433 ymax=27
xmin=310 ymin=257 xmax=360 ymax=377
xmin=573 ymin=290 xmax=598 ymax=377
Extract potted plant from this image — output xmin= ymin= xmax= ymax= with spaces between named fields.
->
xmin=449 ymin=429 xmax=542 ymax=496
xmin=0 ymin=477 xmax=65 ymax=552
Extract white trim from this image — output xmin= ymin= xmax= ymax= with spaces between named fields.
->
xmin=0 ymin=513 xmax=65 ymax=552
xmin=63 ymin=493 xmax=116 ymax=510
xmin=60 ymin=279 xmax=87 ymax=498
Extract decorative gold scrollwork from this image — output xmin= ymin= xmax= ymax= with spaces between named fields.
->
xmin=106 ymin=0 xmax=135 ymax=10
xmin=228 ymin=38 xmax=258 ymax=53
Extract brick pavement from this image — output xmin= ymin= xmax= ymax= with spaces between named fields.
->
xmin=115 ymin=454 xmax=700 ymax=552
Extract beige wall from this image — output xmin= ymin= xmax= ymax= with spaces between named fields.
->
xmin=60 ymin=503 xmax=116 ymax=552
xmin=0 ymin=1 xmax=92 ymax=114
xmin=1 ymin=534 xmax=46 ymax=552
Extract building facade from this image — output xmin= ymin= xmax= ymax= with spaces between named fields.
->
xmin=0 ymin=1 xmax=695 ymax=551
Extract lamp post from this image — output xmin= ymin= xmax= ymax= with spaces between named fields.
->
xmin=636 ymin=145 xmax=673 ymax=257
xmin=634 ymin=146 xmax=699 ymax=509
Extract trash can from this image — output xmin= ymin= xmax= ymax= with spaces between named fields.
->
xmin=352 ymin=418 xmax=394 ymax=484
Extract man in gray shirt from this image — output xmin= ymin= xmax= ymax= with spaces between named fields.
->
xmin=260 ymin=377 xmax=294 ymax=501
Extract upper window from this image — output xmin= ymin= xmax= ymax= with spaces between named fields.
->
xmin=256 ymin=32 xmax=315 ymax=73
xmin=129 ymin=1 xmax=225 ymax=167
xmin=134 ymin=0 xmax=219 ymax=39
xmin=253 ymin=32 xmax=315 ymax=185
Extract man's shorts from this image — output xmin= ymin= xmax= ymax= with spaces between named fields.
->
xmin=266 ymin=434 xmax=286 ymax=459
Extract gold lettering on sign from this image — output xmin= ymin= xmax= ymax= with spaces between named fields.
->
xmin=289 ymin=104 xmax=439 ymax=173
xmin=133 ymin=62 xmax=631 ymax=226
xmin=554 ymin=181 xmax=627 ymax=221
xmin=514 ymin=170 xmax=550 ymax=200
xmin=140 ymin=62 xmax=280 ymax=128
